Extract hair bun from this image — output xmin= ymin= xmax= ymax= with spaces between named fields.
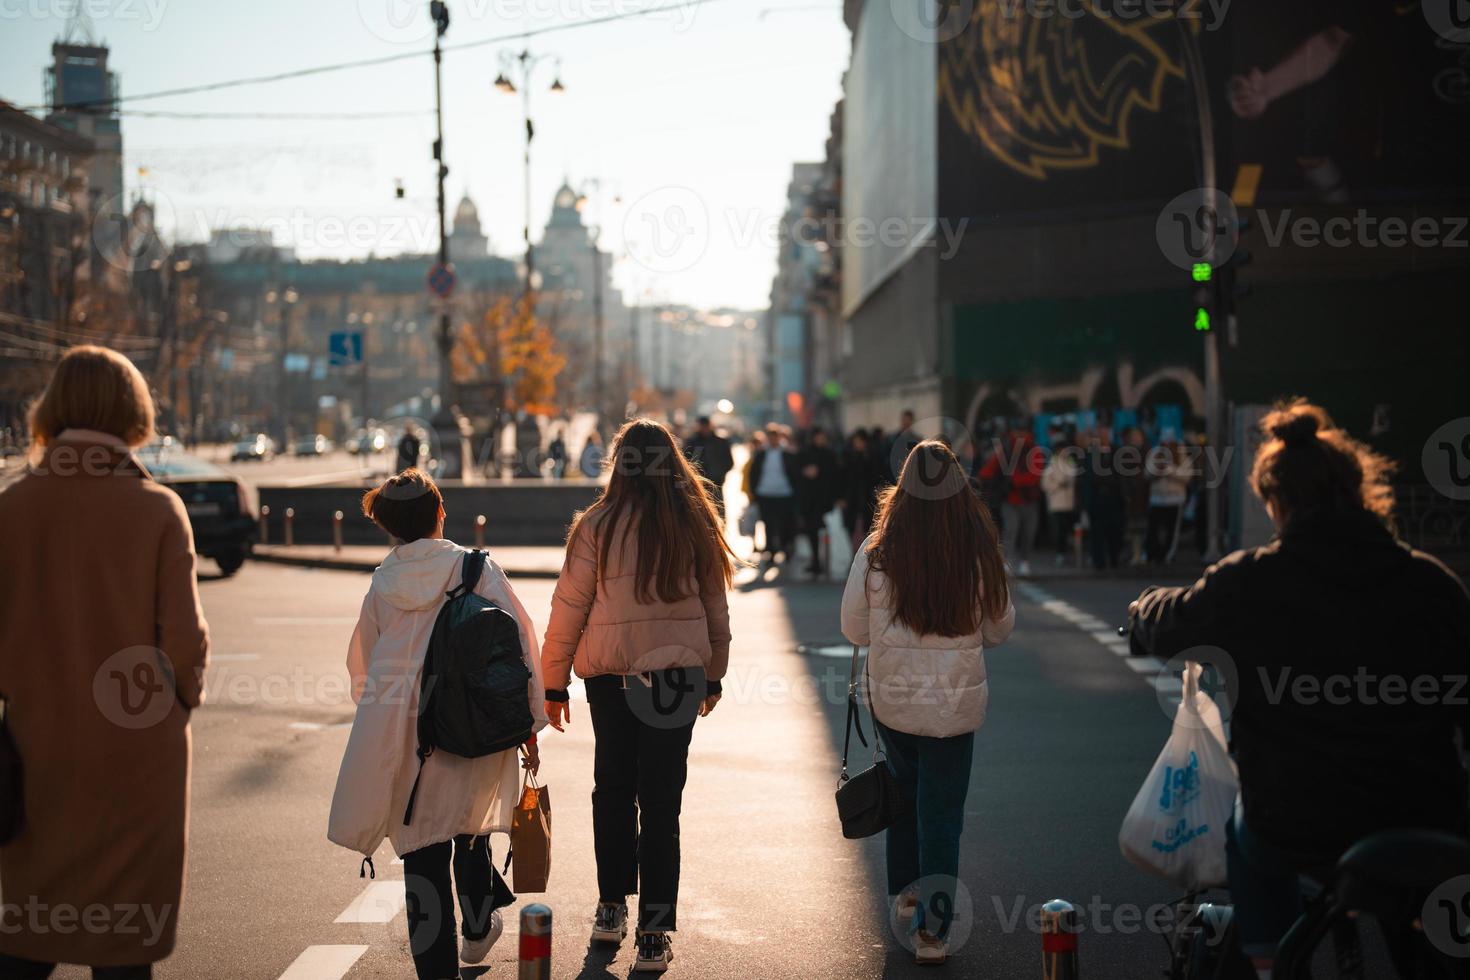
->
xmin=1265 ymin=405 xmax=1322 ymax=448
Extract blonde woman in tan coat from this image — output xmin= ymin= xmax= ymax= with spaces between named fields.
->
xmin=0 ymin=346 xmax=209 ymax=978
xmin=541 ymin=419 xmax=733 ymax=973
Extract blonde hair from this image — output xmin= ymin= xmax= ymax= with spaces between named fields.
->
xmin=28 ymin=345 xmax=155 ymax=448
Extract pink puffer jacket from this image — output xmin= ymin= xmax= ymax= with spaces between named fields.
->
xmin=542 ymin=510 xmax=731 ymax=693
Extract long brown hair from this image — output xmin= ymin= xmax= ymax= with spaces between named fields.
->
xmin=569 ymin=419 xmax=736 ymax=603
xmin=1250 ymin=397 xmax=1396 ymax=528
xmin=867 ymin=440 xmax=1008 ymax=637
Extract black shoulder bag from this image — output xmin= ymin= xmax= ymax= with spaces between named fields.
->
xmin=834 ymin=645 xmax=904 ymax=839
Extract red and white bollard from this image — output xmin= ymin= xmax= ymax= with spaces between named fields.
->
xmin=284 ymin=507 xmax=295 ymax=548
xmin=1041 ymin=898 xmax=1079 ymax=980
xmin=518 ymin=904 xmax=551 ymax=980
xmin=333 ymin=510 xmax=344 ymax=553
xmin=259 ymin=505 xmax=270 ymax=546
xmin=475 ymin=514 xmax=487 ymax=550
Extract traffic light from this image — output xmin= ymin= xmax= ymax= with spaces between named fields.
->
xmin=1191 ymin=262 xmax=1214 ymax=333
xmin=1214 ymin=214 xmax=1252 ymax=321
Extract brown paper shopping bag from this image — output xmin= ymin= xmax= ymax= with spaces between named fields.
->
xmin=510 ymin=769 xmax=551 ymax=893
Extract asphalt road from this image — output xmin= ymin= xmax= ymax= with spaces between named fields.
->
xmin=51 ymin=561 xmax=1201 ymax=979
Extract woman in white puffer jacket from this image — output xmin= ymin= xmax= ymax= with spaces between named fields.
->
xmin=841 ymin=440 xmax=1015 ymax=966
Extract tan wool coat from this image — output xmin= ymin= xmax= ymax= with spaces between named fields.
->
xmin=0 ymin=432 xmax=209 ymax=966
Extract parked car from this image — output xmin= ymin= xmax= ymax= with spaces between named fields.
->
xmin=292 ymin=434 xmax=333 ymax=457
xmin=231 ymin=433 xmax=276 ymax=462
xmin=137 ymin=440 xmax=257 ymax=576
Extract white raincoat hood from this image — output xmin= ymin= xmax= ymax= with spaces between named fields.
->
xmin=372 ymin=537 xmax=464 ymax=611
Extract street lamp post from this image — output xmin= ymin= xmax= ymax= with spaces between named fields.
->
xmin=495 ymin=50 xmax=563 ymax=312
xmin=428 ymin=0 xmax=468 ymax=478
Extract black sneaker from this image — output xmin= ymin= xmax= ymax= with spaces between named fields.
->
xmin=634 ymin=931 xmax=673 ymax=972
xmin=591 ymin=902 xmax=628 ymax=944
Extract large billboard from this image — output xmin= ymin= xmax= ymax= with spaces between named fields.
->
xmin=936 ymin=0 xmax=1470 ymax=219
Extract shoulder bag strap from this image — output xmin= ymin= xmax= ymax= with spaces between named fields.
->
xmin=840 ymin=643 xmax=869 ymax=778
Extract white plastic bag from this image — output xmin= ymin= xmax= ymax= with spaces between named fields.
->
xmin=1119 ymin=661 xmax=1239 ymax=890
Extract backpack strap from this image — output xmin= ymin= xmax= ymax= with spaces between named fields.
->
xmin=457 ymin=549 xmax=488 ymax=597
xmin=402 ymin=745 xmax=431 ymax=825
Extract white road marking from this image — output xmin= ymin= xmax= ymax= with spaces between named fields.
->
xmin=288 ymin=721 xmax=351 ymax=732
xmin=212 ymin=653 xmax=261 ymax=662
xmin=334 ymin=881 xmax=405 ymax=923
xmin=276 ymin=945 xmax=368 ymax=980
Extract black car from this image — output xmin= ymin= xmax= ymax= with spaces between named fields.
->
xmin=136 ymin=442 xmax=257 ymax=576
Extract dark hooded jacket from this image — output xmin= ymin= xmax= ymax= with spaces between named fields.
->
xmin=1132 ymin=509 xmax=1470 ymax=857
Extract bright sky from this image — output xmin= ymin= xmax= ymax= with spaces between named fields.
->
xmin=0 ymin=0 xmax=851 ymax=310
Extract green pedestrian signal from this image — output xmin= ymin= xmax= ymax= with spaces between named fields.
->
xmin=1192 ymin=263 xmax=1212 ymax=283
xmin=1194 ymin=307 xmax=1212 ymax=332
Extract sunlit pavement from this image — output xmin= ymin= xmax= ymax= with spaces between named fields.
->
xmin=55 ymin=560 xmax=1204 ymax=979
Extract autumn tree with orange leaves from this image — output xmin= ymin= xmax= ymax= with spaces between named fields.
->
xmin=452 ymin=294 xmax=566 ymax=416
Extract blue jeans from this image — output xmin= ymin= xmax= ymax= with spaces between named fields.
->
xmin=876 ymin=719 xmax=975 ymax=939
xmin=1226 ymin=799 xmax=1336 ymax=959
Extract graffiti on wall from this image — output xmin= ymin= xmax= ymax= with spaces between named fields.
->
xmin=963 ymin=359 xmax=1205 ymax=434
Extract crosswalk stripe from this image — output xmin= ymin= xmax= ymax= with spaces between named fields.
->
xmin=334 ymin=881 xmax=404 ymax=924
xmin=1126 ymin=657 xmax=1163 ymax=674
xmin=276 ymin=945 xmax=368 ymax=980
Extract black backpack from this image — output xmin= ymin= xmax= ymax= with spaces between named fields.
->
xmin=403 ymin=550 xmax=533 ymax=825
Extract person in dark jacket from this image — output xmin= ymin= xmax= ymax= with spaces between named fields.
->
xmin=397 ymin=425 xmax=422 ymax=473
xmin=1129 ymin=399 xmax=1470 ymax=975
xmin=683 ymin=416 xmax=735 ymax=514
xmin=841 ymin=430 xmax=884 ymax=553
xmin=748 ymin=425 xmax=801 ymax=567
xmin=1079 ymin=432 xmax=1126 ymax=570
xmin=795 ymin=427 xmax=843 ymax=577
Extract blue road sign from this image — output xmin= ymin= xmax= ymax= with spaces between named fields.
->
xmin=427 ymin=262 xmax=457 ymax=298
xmin=329 ymin=331 xmax=363 ymax=366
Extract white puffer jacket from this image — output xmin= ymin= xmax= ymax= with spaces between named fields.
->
xmin=840 ymin=536 xmax=1016 ymax=738
xmin=328 ymin=538 xmax=548 ymax=858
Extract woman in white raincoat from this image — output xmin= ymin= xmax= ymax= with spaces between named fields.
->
xmin=328 ymin=469 xmax=548 ymax=980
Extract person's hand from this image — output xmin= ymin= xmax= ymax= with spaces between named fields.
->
xmin=1228 ymin=68 xmax=1271 ymax=119
xmin=545 ymin=700 xmax=570 ymax=732
xmin=522 ymin=740 xmax=541 ymax=776
xmin=1127 ymin=600 xmax=1140 ymax=620
xmin=802 ymin=464 xmax=819 ymax=479
xmin=698 ymin=693 xmax=722 ymax=718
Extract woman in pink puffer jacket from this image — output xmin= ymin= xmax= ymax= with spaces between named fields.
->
xmin=541 ymin=419 xmax=734 ymax=973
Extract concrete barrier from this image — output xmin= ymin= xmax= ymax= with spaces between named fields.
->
xmin=258 ymin=481 xmax=601 ymax=547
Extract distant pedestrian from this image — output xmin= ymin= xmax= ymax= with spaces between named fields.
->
xmin=0 ymin=346 xmax=210 ymax=978
xmin=840 ymin=441 xmax=1015 ymax=966
xmin=540 ymin=419 xmax=733 ymax=973
xmin=1041 ymin=438 xmax=1081 ymax=565
xmin=882 ymin=409 xmax=920 ymax=483
xmin=1145 ymin=435 xmax=1190 ymax=563
xmin=1081 ymin=432 xmax=1127 ymax=570
xmin=548 ymin=429 xmax=568 ymax=479
xmin=328 ymin=468 xmax=547 ymax=980
xmin=796 ymin=427 xmax=842 ymax=577
xmin=397 ymin=424 xmax=422 ymax=472
xmin=979 ymin=430 xmax=1044 ymax=576
xmin=841 ymin=430 xmax=884 ymax=553
xmin=748 ymin=425 xmax=800 ymax=568
xmin=683 ymin=415 xmax=735 ymax=514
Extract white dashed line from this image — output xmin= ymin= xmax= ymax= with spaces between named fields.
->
xmin=1016 ymin=582 xmax=1171 ymax=690
xmin=276 ymin=945 xmax=368 ymax=980
xmin=334 ymin=881 xmax=405 ymax=924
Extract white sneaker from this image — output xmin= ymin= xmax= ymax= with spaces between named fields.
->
xmin=634 ymin=931 xmax=674 ymax=972
xmin=894 ymin=888 xmax=920 ymax=929
xmin=461 ymin=909 xmax=503 ymax=964
xmin=914 ymin=929 xmax=947 ymax=966
xmin=591 ymin=902 xmax=628 ymax=944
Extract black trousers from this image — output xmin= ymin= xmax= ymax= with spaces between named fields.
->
xmin=586 ymin=671 xmax=698 ymax=932
xmin=755 ymin=494 xmax=796 ymax=559
xmin=0 ymin=956 xmax=149 ymax=979
xmin=1145 ymin=505 xmax=1181 ymax=563
xmin=403 ymin=834 xmax=514 ymax=980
